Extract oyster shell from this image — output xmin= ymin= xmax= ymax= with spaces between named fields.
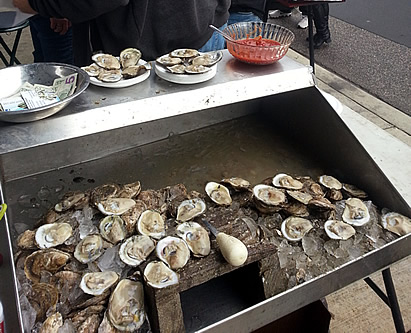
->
xmin=91 ymin=183 xmax=121 ymax=206
xmin=81 ymin=63 xmax=102 ymax=77
xmin=205 ymin=182 xmax=232 ymax=206
xmin=74 ymin=234 xmax=104 ymax=264
xmin=119 ymin=48 xmax=142 ymax=68
xmin=156 ymin=236 xmax=190 ymax=270
xmin=221 ymin=177 xmax=251 ymax=191
xmin=176 ymin=198 xmax=206 ymax=222
xmin=319 ymin=175 xmax=343 ymax=190
xmin=167 ymin=64 xmax=186 ymax=74
xmin=55 ymin=191 xmax=87 ymax=212
xmin=24 ymin=249 xmax=71 ymax=282
xmin=324 ymin=219 xmax=356 ymax=240
xmin=17 ymin=229 xmax=37 ymax=250
xmin=80 ymin=271 xmax=119 ymax=295
xmin=185 ymin=64 xmax=211 ymax=74
xmin=169 ymin=48 xmax=199 ymax=58
xmin=143 ymin=261 xmax=179 ymax=289
xmin=97 ymin=69 xmax=122 ymax=83
xmin=342 ymin=183 xmax=368 ymax=199
xmin=118 ymin=181 xmax=142 ymax=199
xmin=107 ymin=279 xmax=145 ymax=331
xmin=39 ymin=312 xmax=63 ymax=333
xmin=35 ymin=222 xmax=72 ymax=249
xmin=156 ymin=55 xmax=183 ymax=66
xmin=27 ymin=283 xmax=59 ymax=322
xmin=176 ymin=222 xmax=211 ymax=257
xmin=190 ymin=51 xmax=222 ymax=66
xmin=381 ymin=212 xmax=411 ymax=236
xmin=119 ymin=235 xmax=155 ymax=266
xmin=92 ymin=53 xmax=121 ymax=70
xmin=272 ymin=173 xmax=303 ymax=190
xmin=308 ymin=197 xmax=335 ymax=210
xmin=137 ymin=210 xmax=166 ymax=239
xmin=281 ymin=216 xmax=313 ymax=241
xmin=121 ymin=200 xmax=147 ymax=234
xmin=97 ymin=198 xmax=136 ymax=215
xmin=122 ymin=65 xmax=148 ymax=79
xmin=342 ymin=198 xmax=370 ymax=226
xmin=253 ymin=184 xmax=286 ymax=206
xmin=286 ymin=190 xmax=313 ymax=205
xmin=99 ymin=216 xmax=127 ymax=244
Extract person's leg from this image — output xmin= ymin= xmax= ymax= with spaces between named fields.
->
xmin=312 ymin=4 xmax=331 ymax=48
xmin=29 ymin=15 xmax=73 ymax=64
xmin=297 ymin=6 xmax=308 ymax=29
xmin=265 ymin=0 xmax=292 ymax=19
xmin=199 ymin=23 xmax=227 ymax=52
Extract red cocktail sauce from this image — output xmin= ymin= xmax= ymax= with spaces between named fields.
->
xmin=228 ymin=36 xmax=282 ymax=65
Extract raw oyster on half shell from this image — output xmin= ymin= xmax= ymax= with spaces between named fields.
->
xmin=169 ymin=48 xmax=199 ymax=58
xmin=97 ymin=69 xmax=122 ymax=83
xmin=319 ymin=175 xmax=343 ymax=190
xmin=253 ymin=184 xmax=286 ymax=206
xmin=92 ymin=53 xmax=121 ymax=70
xmin=221 ymin=177 xmax=251 ymax=191
xmin=156 ymin=55 xmax=183 ymax=66
xmin=97 ymin=198 xmax=136 ymax=215
xmin=281 ymin=216 xmax=313 ymax=241
xmin=119 ymin=235 xmax=155 ymax=266
xmin=381 ymin=212 xmax=411 ymax=236
xmin=74 ymin=234 xmax=104 ymax=264
xmin=119 ymin=48 xmax=142 ymax=68
xmin=99 ymin=215 xmax=127 ymax=244
xmin=205 ymin=182 xmax=232 ymax=206
xmin=143 ymin=261 xmax=179 ymax=289
xmin=176 ymin=198 xmax=206 ymax=222
xmin=324 ymin=219 xmax=356 ymax=240
xmin=80 ymin=271 xmax=119 ymax=295
xmin=185 ymin=64 xmax=211 ymax=74
xmin=24 ymin=249 xmax=71 ymax=282
xmin=342 ymin=198 xmax=370 ymax=226
xmin=176 ymin=222 xmax=211 ymax=257
xmin=35 ymin=222 xmax=73 ymax=249
xmin=137 ymin=210 xmax=166 ymax=239
xmin=272 ymin=173 xmax=303 ymax=190
xmin=156 ymin=236 xmax=190 ymax=270
xmin=107 ymin=279 xmax=145 ymax=331
xmin=190 ymin=51 xmax=223 ymax=66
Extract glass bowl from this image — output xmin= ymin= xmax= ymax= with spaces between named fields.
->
xmin=223 ymin=22 xmax=295 ymax=65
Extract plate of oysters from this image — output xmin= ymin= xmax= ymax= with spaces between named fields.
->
xmin=82 ymin=48 xmax=151 ymax=88
xmin=155 ymin=48 xmax=223 ymax=84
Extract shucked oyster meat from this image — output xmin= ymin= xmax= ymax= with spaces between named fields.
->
xmin=35 ymin=222 xmax=72 ymax=249
xmin=144 ymin=261 xmax=179 ymax=289
xmin=137 ymin=210 xmax=166 ymax=239
xmin=342 ymin=198 xmax=370 ymax=226
xmin=119 ymin=235 xmax=155 ymax=266
xmin=74 ymin=234 xmax=104 ymax=264
xmin=80 ymin=271 xmax=119 ymax=296
xmin=281 ymin=216 xmax=313 ymax=241
xmin=324 ymin=219 xmax=356 ymax=240
xmin=205 ymin=182 xmax=232 ymax=206
xmin=92 ymin=53 xmax=121 ymax=70
xmin=176 ymin=222 xmax=210 ymax=257
xmin=156 ymin=236 xmax=190 ymax=270
xmin=381 ymin=212 xmax=411 ymax=236
xmin=176 ymin=198 xmax=206 ymax=222
xmin=119 ymin=48 xmax=142 ymax=68
xmin=99 ymin=215 xmax=127 ymax=244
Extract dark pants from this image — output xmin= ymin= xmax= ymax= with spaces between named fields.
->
xmin=29 ymin=15 xmax=74 ymax=65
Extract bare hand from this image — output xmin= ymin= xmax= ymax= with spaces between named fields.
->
xmin=50 ymin=18 xmax=72 ymax=35
xmin=12 ymin=0 xmax=37 ymax=14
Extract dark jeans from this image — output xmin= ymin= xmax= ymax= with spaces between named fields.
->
xmin=29 ymin=15 xmax=74 ymax=65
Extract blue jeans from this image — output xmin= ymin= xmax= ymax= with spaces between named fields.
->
xmin=199 ymin=23 xmax=227 ymax=52
xmin=228 ymin=12 xmax=262 ymax=25
xmin=29 ymin=15 xmax=73 ymax=64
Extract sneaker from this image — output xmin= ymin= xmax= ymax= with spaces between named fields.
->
xmin=268 ymin=10 xmax=292 ymax=19
xmin=297 ymin=15 xmax=308 ymax=29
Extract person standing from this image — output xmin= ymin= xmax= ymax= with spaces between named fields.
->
xmin=228 ymin=0 xmax=267 ymax=24
xmin=310 ymin=3 xmax=331 ymax=48
xmin=29 ymin=15 xmax=73 ymax=64
xmin=13 ymin=0 xmax=230 ymax=66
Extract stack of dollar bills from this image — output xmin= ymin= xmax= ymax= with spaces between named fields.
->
xmin=0 ymin=73 xmax=77 ymax=112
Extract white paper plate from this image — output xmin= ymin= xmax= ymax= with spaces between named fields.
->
xmin=155 ymin=62 xmax=217 ymax=85
xmin=89 ymin=59 xmax=150 ymax=88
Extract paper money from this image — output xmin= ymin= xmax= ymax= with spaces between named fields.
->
xmin=53 ymin=73 xmax=78 ymax=100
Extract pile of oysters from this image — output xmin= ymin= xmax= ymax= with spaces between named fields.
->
xmin=156 ymin=48 xmax=223 ymax=74
xmin=14 ymin=174 xmax=411 ymax=332
xmin=82 ymin=48 xmax=150 ymax=83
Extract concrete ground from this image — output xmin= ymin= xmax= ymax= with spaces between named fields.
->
xmin=1 ymin=24 xmax=411 ymax=332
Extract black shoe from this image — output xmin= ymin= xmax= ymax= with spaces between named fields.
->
xmin=313 ymin=33 xmax=331 ymax=48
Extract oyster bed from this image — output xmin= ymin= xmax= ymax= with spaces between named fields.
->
xmin=13 ymin=173 xmax=411 ymax=332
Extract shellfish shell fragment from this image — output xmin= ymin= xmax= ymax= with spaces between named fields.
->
xmin=176 ymin=198 xmax=206 ymax=222
xmin=156 ymin=236 xmax=190 ymax=270
xmin=205 ymin=182 xmax=232 ymax=206
xmin=137 ymin=210 xmax=166 ymax=239
xmin=273 ymin=173 xmax=303 ymax=190
xmin=342 ymin=198 xmax=370 ymax=226
xmin=80 ymin=271 xmax=119 ymax=295
xmin=324 ymin=219 xmax=356 ymax=240
xmin=281 ymin=216 xmax=313 ymax=241
xmin=381 ymin=212 xmax=411 ymax=236
xmin=107 ymin=279 xmax=146 ymax=331
xmin=176 ymin=222 xmax=211 ymax=257
xmin=119 ymin=235 xmax=155 ymax=266
xmin=35 ymin=222 xmax=72 ymax=249
xmin=144 ymin=261 xmax=179 ymax=289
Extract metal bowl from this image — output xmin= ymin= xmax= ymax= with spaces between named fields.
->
xmin=223 ymin=22 xmax=295 ymax=65
xmin=0 ymin=63 xmax=89 ymax=123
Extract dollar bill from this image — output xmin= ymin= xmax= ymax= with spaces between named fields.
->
xmin=53 ymin=73 xmax=78 ymax=100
